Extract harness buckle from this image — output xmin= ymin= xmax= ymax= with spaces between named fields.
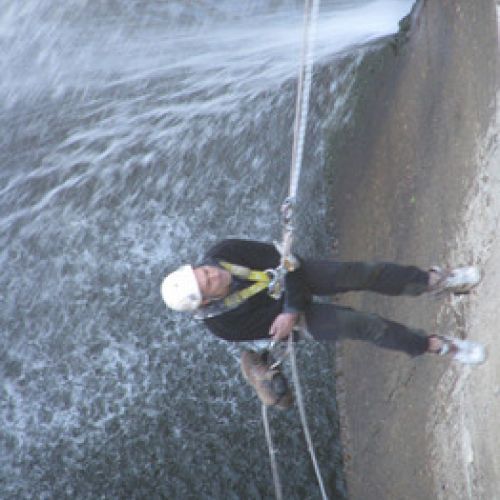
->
xmin=266 ymin=267 xmax=284 ymax=299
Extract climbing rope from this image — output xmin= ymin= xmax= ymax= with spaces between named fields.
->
xmin=280 ymin=0 xmax=321 ymax=265
xmin=288 ymin=333 xmax=329 ymax=500
xmin=261 ymin=404 xmax=284 ymax=500
xmin=262 ymin=0 xmax=329 ymax=499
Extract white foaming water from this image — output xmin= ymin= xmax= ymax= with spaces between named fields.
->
xmin=1 ymin=0 xmax=411 ymax=107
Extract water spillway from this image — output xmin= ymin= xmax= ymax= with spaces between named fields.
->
xmin=0 ymin=1 xmax=414 ymax=498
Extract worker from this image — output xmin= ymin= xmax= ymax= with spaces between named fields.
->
xmin=161 ymin=239 xmax=486 ymax=404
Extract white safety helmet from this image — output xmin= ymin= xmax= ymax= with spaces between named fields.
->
xmin=161 ymin=265 xmax=202 ymax=312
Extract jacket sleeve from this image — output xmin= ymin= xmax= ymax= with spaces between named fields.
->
xmin=204 ymin=239 xmax=280 ymax=269
xmin=283 ymin=262 xmax=310 ymax=314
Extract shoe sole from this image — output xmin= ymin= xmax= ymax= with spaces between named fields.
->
xmin=448 ymin=267 xmax=482 ymax=294
xmin=441 ymin=336 xmax=487 ymax=365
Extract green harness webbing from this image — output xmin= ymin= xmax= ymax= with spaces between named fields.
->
xmin=219 ymin=261 xmax=281 ymax=309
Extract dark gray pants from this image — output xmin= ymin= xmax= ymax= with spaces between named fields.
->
xmin=302 ymin=261 xmax=430 ymax=356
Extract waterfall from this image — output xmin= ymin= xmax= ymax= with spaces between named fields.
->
xmin=0 ymin=1 xmax=414 ymax=497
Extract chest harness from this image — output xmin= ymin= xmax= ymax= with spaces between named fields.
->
xmin=194 ymin=260 xmax=288 ymax=320
xmin=223 ymin=260 xmax=282 ymax=305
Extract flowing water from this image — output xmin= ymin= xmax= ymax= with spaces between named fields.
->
xmin=0 ymin=1 xmax=414 ymax=498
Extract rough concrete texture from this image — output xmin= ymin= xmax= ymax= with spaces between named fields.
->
xmin=331 ymin=1 xmax=499 ymax=499
xmin=428 ymin=102 xmax=500 ymax=500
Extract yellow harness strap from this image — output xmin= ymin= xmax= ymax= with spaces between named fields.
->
xmin=219 ymin=261 xmax=270 ymax=282
xmin=219 ymin=261 xmax=274 ymax=308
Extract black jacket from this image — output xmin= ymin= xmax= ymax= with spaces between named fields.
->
xmin=201 ymin=239 xmax=309 ymax=342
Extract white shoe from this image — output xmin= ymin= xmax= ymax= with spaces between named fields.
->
xmin=429 ymin=266 xmax=482 ymax=295
xmin=438 ymin=335 xmax=486 ymax=365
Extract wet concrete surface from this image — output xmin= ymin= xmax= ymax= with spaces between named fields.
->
xmin=330 ymin=1 xmax=498 ymax=498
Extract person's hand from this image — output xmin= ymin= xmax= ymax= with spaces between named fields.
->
xmin=269 ymin=312 xmax=299 ymax=341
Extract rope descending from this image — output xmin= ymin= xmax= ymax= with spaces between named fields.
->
xmin=262 ymin=0 xmax=329 ymax=499
xmin=288 ymin=334 xmax=329 ymax=500
xmin=280 ymin=0 xmax=321 ymax=265
xmin=262 ymin=404 xmax=284 ymax=500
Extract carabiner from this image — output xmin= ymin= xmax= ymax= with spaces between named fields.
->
xmin=265 ymin=268 xmax=283 ymax=299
